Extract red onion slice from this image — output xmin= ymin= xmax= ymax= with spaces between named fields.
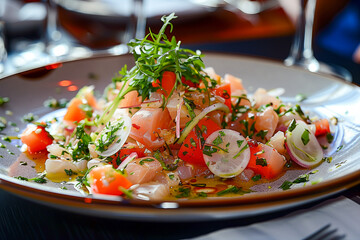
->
xmin=175 ymin=98 xmax=184 ymax=139
xmin=203 ymin=129 xmax=250 ymax=178
xmin=95 ymin=115 xmax=132 ymax=157
xmin=285 ymin=120 xmax=323 ymax=168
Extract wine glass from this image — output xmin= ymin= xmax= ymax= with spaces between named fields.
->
xmin=284 ymin=0 xmax=352 ymax=82
xmin=0 ymin=3 xmax=6 ymax=74
xmin=45 ymin=0 xmax=92 ymax=61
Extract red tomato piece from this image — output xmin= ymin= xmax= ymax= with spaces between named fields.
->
xmin=178 ymin=118 xmax=221 ymax=166
xmin=88 ymin=165 xmax=132 ymax=195
xmin=181 ymin=76 xmax=199 ymax=88
xmin=246 ymin=139 xmax=286 ymax=179
xmin=111 ymin=147 xmax=146 ymax=168
xmin=314 ymin=119 xmax=331 ymax=136
xmin=152 ymin=71 xmax=176 ymax=97
xmin=212 ymin=82 xmax=232 ymax=111
xmin=63 ymin=98 xmax=88 ymax=123
xmin=21 ymin=125 xmax=53 ymax=153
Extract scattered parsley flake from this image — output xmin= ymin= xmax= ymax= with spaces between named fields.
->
xmin=0 ymin=97 xmax=9 ymax=106
xmin=252 ymin=174 xmax=262 ymax=182
xmin=256 ymin=157 xmax=267 ymax=167
xmin=301 ymin=129 xmax=310 ymax=145
xmin=288 ymin=120 xmax=297 ymax=132
xmin=255 ymin=130 xmax=268 ymax=140
xmin=175 ymin=187 xmax=191 ymax=198
xmin=336 ymin=145 xmax=344 ymax=152
xmin=64 ymin=169 xmax=77 ymax=176
xmin=326 ymin=133 xmax=334 ymax=144
xmin=139 ymin=158 xmax=155 ymax=165
xmin=212 ymin=135 xmax=223 ymax=146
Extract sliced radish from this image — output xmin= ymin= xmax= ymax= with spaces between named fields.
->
xmin=203 ymin=129 xmax=250 ymax=178
xmin=95 ymin=115 xmax=132 ymax=157
xmin=285 ymin=120 xmax=323 ymax=168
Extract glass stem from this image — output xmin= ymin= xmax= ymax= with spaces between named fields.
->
xmin=285 ymin=0 xmax=319 ymax=72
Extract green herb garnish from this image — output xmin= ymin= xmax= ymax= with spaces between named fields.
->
xmin=139 ymin=158 xmax=155 ymax=165
xmin=301 ymin=129 xmax=310 ymax=145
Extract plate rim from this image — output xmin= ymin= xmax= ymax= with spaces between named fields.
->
xmin=0 ymin=52 xmax=359 ymax=220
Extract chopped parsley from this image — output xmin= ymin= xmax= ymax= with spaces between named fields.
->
xmin=252 ymin=174 xmax=262 ymax=181
xmin=279 ymin=173 xmax=314 ymax=190
xmin=255 ymin=130 xmax=268 ymax=140
xmin=16 ymin=174 xmax=47 ymax=184
xmin=175 ymin=187 xmax=191 ymax=198
xmin=0 ymin=97 xmax=9 ymax=106
xmin=95 ymin=120 xmax=124 ymax=153
xmin=288 ymin=120 xmax=297 ymax=132
xmin=216 ymin=186 xmax=250 ymax=196
xmin=326 ymin=133 xmax=334 ymax=143
xmin=71 ymin=123 xmax=92 ymax=161
xmin=0 ymin=118 xmax=6 ymax=131
xmin=301 ymin=129 xmax=310 ymax=145
xmin=43 ymin=98 xmax=69 ymax=109
xmin=336 ymin=145 xmax=344 ymax=152
xmin=212 ymin=134 xmax=223 ymax=146
xmin=139 ymin=158 xmax=155 ymax=165
xmin=64 ymin=169 xmax=77 ymax=176
xmin=255 ymin=157 xmax=267 ymax=167
xmin=22 ymin=113 xmax=38 ymax=123
xmin=203 ymin=145 xmax=218 ymax=157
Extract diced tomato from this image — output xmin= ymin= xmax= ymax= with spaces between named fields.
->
xmin=181 ymin=76 xmax=199 ymax=88
xmin=178 ymin=118 xmax=221 ymax=166
xmin=246 ymin=139 xmax=286 ymax=179
xmin=152 ymin=71 xmax=176 ymax=97
xmin=314 ymin=119 xmax=330 ymax=136
xmin=63 ymin=98 xmax=88 ymax=123
xmin=88 ymin=165 xmax=132 ymax=195
xmin=212 ymin=82 xmax=232 ymax=111
xmin=21 ymin=125 xmax=53 ymax=153
xmin=130 ymin=108 xmax=173 ymax=149
xmin=111 ymin=147 xmax=146 ymax=168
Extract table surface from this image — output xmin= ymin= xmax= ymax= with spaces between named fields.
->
xmin=1 ymin=3 xmax=360 ymax=240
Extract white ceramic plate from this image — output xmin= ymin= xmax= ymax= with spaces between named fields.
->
xmin=0 ymin=53 xmax=359 ymax=221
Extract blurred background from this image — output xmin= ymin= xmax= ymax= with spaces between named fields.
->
xmin=0 ymin=0 xmax=359 ymax=83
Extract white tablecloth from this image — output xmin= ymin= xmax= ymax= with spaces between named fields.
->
xmin=190 ymin=196 xmax=360 ymax=240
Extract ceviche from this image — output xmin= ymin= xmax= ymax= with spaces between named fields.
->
xmin=16 ymin=14 xmax=334 ymax=201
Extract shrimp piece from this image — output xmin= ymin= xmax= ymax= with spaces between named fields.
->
xmin=253 ymin=88 xmax=281 ymax=109
xmin=45 ymin=159 xmax=87 ymax=176
xmin=113 ymin=82 xmax=142 ymax=108
xmin=130 ymin=108 xmax=173 ymax=149
xmin=153 ymin=171 xmax=181 ymax=187
xmin=268 ymin=131 xmax=286 ymax=155
xmin=204 ymin=67 xmax=221 ymax=83
xmin=125 ymin=157 xmax=162 ymax=184
xmin=255 ymin=107 xmax=279 ymax=141
xmin=278 ymin=107 xmax=304 ymax=127
xmin=166 ymin=93 xmax=200 ymax=128
xmin=224 ymin=74 xmax=246 ymax=96
xmin=131 ymin=182 xmax=170 ymax=201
